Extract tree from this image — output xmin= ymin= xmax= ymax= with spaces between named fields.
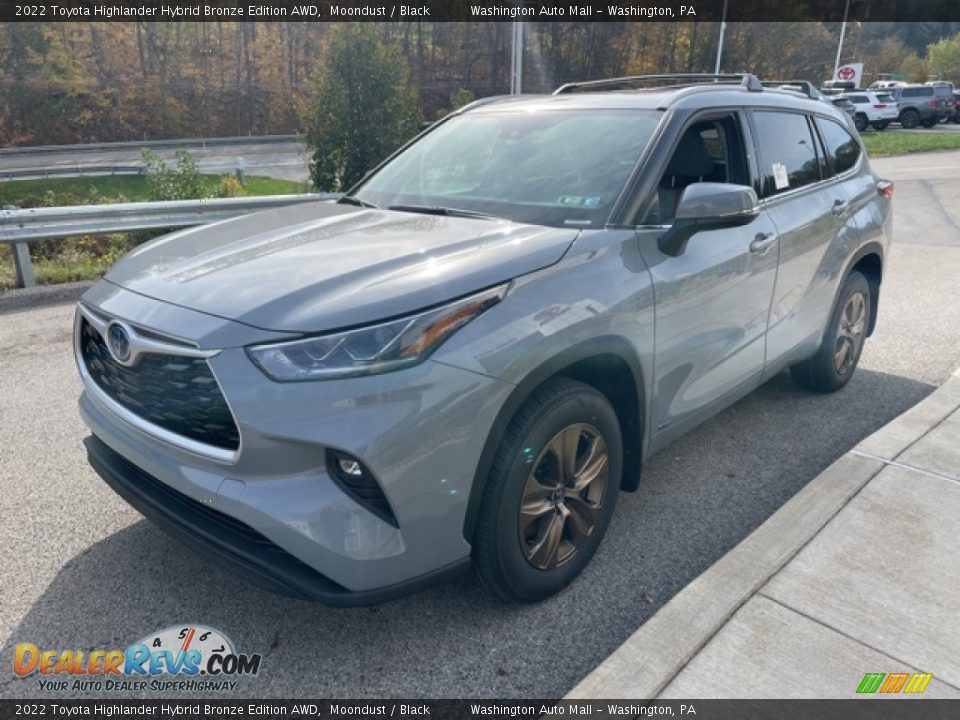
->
xmin=304 ymin=25 xmax=421 ymax=192
xmin=928 ymin=34 xmax=960 ymax=82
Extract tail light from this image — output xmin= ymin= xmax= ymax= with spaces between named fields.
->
xmin=929 ymin=100 xmax=938 ymax=108
xmin=877 ymin=180 xmax=894 ymax=199
xmin=873 ymin=104 xmax=886 ymax=109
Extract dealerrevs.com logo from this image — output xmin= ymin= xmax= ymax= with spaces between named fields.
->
xmin=13 ymin=625 xmax=262 ymax=693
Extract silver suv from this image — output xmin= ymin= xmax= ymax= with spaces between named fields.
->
xmin=76 ymin=74 xmax=893 ymax=604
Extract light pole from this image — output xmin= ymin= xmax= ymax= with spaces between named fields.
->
xmin=714 ymin=0 xmax=728 ymax=74
xmin=833 ymin=0 xmax=853 ymax=79
xmin=510 ymin=22 xmax=524 ymax=95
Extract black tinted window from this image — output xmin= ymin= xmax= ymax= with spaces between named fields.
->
xmin=816 ymin=118 xmax=861 ymax=175
xmin=753 ymin=111 xmax=821 ymax=197
xmin=848 ymin=95 xmax=868 ymax=103
xmin=902 ymin=87 xmax=933 ymax=98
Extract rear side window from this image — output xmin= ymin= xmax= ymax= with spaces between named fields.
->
xmin=876 ymin=94 xmax=895 ymax=103
xmin=752 ymin=111 xmax=821 ymax=197
xmin=902 ymin=87 xmax=933 ymax=98
xmin=847 ymin=95 xmax=868 ymax=104
xmin=816 ymin=118 xmax=861 ymax=175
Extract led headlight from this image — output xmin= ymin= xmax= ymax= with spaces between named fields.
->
xmin=247 ymin=284 xmax=508 ymax=381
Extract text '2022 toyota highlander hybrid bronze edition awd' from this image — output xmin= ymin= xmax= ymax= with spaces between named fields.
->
xmin=76 ymin=74 xmax=893 ymax=604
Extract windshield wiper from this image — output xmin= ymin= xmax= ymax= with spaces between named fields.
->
xmin=387 ymin=204 xmax=498 ymax=221
xmin=339 ymin=195 xmax=378 ymax=209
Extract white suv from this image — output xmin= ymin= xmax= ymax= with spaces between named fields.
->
xmin=841 ymin=91 xmax=899 ymax=132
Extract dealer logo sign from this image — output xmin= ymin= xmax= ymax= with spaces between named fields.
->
xmin=13 ymin=624 xmax=262 ymax=693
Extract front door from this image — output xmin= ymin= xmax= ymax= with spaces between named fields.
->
xmin=636 ymin=114 xmax=779 ymax=451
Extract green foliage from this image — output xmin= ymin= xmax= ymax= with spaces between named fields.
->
xmin=142 ymin=148 xmax=205 ymax=201
xmin=927 ymin=35 xmax=960 ymax=83
xmin=304 ymin=25 xmax=422 ymax=192
xmin=214 ymin=175 xmax=245 ymax=198
xmin=435 ymin=89 xmax=476 ymax=120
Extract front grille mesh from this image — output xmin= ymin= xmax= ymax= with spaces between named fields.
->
xmin=80 ymin=317 xmax=240 ymax=452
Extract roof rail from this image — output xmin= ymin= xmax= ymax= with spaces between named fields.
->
xmin=553 ymin=73 xmax=763 ymax=95
xmin=759 ymin=80 xmax=824 ymax=100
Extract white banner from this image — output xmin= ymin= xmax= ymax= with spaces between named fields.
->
xmin=833 ymin=63 xmax=864 ymax=88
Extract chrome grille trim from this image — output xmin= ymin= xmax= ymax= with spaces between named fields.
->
xmin=74 ymin=305 xmax=241 ymax=464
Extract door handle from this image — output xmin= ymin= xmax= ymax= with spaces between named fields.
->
xmin=750 ymin=232 xmax=777 ymax=253
xmin=831 ymin=198 xmax=849 ymax=216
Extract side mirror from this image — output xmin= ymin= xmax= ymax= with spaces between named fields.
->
xmin=658 ymin=183 xmax=760 ymax=257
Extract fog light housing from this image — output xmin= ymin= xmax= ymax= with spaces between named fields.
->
xmin=327 ymin=451 xmax=398 ymax=527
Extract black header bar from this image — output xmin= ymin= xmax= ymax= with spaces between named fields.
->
xmin=2 ymin=0 xmax=958 ymax=23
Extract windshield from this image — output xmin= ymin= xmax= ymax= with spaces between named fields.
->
xmin=353 ymin=108 xmax=662 ymax=228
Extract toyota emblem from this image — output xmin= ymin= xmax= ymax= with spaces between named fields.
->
xmin=106 ymin=321 xmax=132 ymax=364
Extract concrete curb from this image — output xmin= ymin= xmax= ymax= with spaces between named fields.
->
xmin=566 ymin=367 xmax=960 ymax=700
xmin=0 ymin=280 xmax=90 ymax=314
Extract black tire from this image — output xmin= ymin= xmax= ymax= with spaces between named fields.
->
xmin=854 ymin=114 xmax=869 ymax=132
xmin=922 ymin=119 xmax=938 ymax=128
xmin=899 ymin=109 xmax=920 ymax=129
xmin=872 ymin=121 xmax=889 ymax=131
xmin=790 ymin=271 xmax=871 ymax=393
xmin=473 ymin=377 xmax=622 ymax=602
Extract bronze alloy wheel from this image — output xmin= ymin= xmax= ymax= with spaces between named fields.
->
xmin=835 ymin=290 xmax=867 ymax=375
xmin=518 ymin=423 xmax=609 ymax=570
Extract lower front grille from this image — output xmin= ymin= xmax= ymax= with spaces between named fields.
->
xmin=79 ymin=317 xmax=240 ymax=452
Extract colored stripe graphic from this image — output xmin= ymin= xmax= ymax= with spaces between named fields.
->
xmin=904 ymin=673 xmax=934 ymax=694
xmin=857 ymin=672 xmax=933 ymax=694
xmin=880 ymin=673 xmax=909 ymax=693
xmin=857 ymin=673 xmax=886 ymax=693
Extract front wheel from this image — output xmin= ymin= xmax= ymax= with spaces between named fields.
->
xmin=472 ymin=378 xmax=622 ymax=602
xmin=854 ymin=114 xmax=869 ymax=132
xmin=790 ymin=271 xmax=871 ymax=393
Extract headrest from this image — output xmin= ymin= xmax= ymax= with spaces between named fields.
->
xmin=665 ymin=131 xmax=715 ymax=179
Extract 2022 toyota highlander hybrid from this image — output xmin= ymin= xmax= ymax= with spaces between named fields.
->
xmin=76 ymin=74 xmax=893 ymax=604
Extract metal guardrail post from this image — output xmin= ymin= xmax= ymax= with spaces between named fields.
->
xmin=12 ymin=241 xmax=35 ymax=288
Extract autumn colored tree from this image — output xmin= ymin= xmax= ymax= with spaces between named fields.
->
xmin=304 ymin=25 xmax=421 ymax=192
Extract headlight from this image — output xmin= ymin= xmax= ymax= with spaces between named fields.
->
xmin=247 ymin=284 xmax=508 ymax=381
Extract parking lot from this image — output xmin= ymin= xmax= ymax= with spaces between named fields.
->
xmin=2 ymin=151 xmax=960 ymax=700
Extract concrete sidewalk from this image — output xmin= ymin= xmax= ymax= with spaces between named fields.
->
xmin=569 ymin=368 xmax=960 ymax=700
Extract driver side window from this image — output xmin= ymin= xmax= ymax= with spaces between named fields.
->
xmin=641 ymin=114 xmax=750 ymax=225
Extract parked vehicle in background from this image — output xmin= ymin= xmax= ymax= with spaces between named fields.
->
xmin=827 ymin=95 xmax=858 ymax=124
xmin=869 ymin=80 xmax=907 ymax=90
xmin=953 ymin=92 xmax=960 ymax=123
xmin=888 ymin=85 xmax=940 ymax=128
xmin=925 ymin=81 xmax=956 ymax=123
xmin=821 ymin=80 xmax=856 ymax=95
xmin=842 ymin=90 xmax=899 ymax=131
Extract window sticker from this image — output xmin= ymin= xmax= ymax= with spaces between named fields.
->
xmin=772 ymin=162 xmax=790 ymax=190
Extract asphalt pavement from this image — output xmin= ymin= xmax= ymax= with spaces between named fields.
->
xmin=2 ymin=152 xmax=960 ymax=699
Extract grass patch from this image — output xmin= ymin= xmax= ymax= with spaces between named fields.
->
xmin=861 ymin=130 xmax=960 ymax=157
xmin=0 ymin=174 xmax=310 ymax=207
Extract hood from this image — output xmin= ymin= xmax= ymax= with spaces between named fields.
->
xmin=105 ymin=201 xmax=579 ymax=334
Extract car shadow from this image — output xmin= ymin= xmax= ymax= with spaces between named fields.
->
xmin=1 ymin=367 xmax=935 ymax=699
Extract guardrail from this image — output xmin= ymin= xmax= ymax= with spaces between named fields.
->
xmin=0 ymin=134 xmax=301 ymax=157
xmin=0 ymin=165 xmax=145 ymax=181
xmin=0 ymin=193 xmax=338 ymax=289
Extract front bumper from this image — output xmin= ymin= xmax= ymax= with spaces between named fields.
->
xmin=76 ymin=282 xmax=514 ymax=599
xmin=84 ymin=435 xmax=469 ymax=606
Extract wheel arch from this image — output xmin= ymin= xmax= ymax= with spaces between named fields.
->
xmin=463 ymin=336 xmax=646 ymax=543
xmin=845 ymin=241 xmax=884 ymax=336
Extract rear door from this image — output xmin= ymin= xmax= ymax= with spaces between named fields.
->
xmin=749 ymin=109 xmax=860 ymax=374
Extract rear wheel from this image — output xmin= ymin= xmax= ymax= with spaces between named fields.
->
xmin=899 ymin=109 xmax=920 ymax=129
xmin=790 ymin=271 xmax=871 ymax=393
xmin=854 ymin=114 xmax=869 ymax=132
xmin=473 ymin=378 xmax=622 ymax=602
